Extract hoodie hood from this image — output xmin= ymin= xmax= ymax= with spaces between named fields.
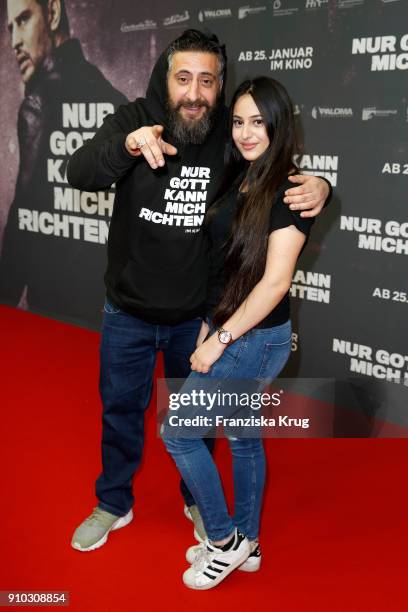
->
xmin=143 ymin=49 xmax=169 ymax=125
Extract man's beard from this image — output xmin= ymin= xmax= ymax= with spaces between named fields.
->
xmin=166 ymin=98 xmax=218 ymax=145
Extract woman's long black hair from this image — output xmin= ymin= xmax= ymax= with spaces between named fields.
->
xmin=209 ymin=77 xmax=299 ymax=326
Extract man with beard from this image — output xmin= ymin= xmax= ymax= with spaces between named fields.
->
xmin=0 ymin=0 xmax=126 ymax=325
xmin=68 ymin=29 xmax=330 ymax=552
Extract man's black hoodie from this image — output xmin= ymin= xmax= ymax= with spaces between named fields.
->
xmin=68 ymin=51 xmax=228 ymax=325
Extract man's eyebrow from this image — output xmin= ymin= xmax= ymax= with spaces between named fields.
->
xmin=8 ymin=9 xmax=31 ymax=32
xmin=174 ymin=70 xmax=216 ymax=77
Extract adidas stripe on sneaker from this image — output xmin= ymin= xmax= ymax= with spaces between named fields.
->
xmin=183 ymin=529 xmax=250 ymax=590
xmin=186 ymin=539 xmax=261 ymax=572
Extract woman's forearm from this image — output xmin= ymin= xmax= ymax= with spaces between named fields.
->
xmin=220 ymin=277 xmax=290 ymax=341
xmin=214 ymin=225 xmax=306 ymax=342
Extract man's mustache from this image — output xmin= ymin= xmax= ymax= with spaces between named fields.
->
xmin=176 ymin=99 xmax=210 ymax=110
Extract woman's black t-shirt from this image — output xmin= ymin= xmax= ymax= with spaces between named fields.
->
xmin=205 ymin=178 xmax=314 ymax=328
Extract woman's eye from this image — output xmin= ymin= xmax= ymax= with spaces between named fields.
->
xmin=254 ymin=119 xmax=264 ymax=126
xmin=233 ymin=119 xmax=243 ymax=127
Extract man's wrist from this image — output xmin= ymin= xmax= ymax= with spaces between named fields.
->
xmin=320 ymin=176 xmax=332 ymax=207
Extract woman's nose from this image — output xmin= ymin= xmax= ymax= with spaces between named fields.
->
xmin=242 ymin=123 xmax=252 ymax=139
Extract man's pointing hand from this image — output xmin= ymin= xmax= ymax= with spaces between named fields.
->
xmin=125 ymin=125 xmax=177 ymax=169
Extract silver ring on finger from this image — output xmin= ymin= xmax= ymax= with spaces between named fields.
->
xmin=136 ymin=138 xmax=146 ymax=149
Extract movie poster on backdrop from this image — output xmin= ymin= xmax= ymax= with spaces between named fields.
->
xmin=0 ymin=0 xmax=163 ymax=328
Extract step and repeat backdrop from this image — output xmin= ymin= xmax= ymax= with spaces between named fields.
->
xmin=0 ymin=0 xmax=406 ymax=430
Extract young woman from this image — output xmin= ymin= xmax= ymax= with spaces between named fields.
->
xmin=162 ymin=77 xmax=315 ymax=590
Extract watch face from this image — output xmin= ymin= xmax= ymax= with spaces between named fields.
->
xmin=219 ymin=330 xmax=232 ymax=344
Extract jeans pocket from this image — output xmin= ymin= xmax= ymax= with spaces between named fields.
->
xmin=103 ymin=299 xmax=121 ymax=314
xmin=208 ymin=338 xmax=244 ymax=378
xmin=257 ymin=338 xmax=291 ymax=381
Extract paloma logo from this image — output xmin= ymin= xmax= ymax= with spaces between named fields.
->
xmin=198 ymin=8 xmax=232 ymax=21
xmin=311 ymin=107 xmax=353 ymax=119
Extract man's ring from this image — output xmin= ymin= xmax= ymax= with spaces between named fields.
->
xmin=136 ymin=138 xmax=146 ymax=149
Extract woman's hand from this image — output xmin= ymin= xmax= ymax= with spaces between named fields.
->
xmin=190 ymin=334 xmax=225 ymax=373
xmin=196 ymin=320 xmax=210 ymax=348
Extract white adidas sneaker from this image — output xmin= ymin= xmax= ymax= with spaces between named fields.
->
xmin=239 ymin=540 xmax=262 ymax=572
xmin=186 ymin=538 xmax=261 ymax=572
xmin=183 ymin=529 xmax=250 ymax=590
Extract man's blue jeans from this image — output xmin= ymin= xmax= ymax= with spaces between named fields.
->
xmin=163 ymin=320 xmax=292 ymax=542
xmin=95 ymin=300 xmax=212 ymax=516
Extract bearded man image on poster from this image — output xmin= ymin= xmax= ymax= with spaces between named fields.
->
xmin=0 ymin=0 xmax=127 ymax=326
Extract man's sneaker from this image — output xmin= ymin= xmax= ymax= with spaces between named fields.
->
xmin=182 ymin=529 xmax=250 ymax=590
xmin=186 ymin=538 xmax=261 ymax=572
xmin=183 ymin=504 xmax=193 ymax=522
xmin=71 ymin=507 xmax=133 ymax=552
xmin=183 ymin=504 xmax=207 ymax=542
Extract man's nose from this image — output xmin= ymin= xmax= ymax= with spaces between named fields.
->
xmin=11 ymin=26 xmax=23 ymax=51
xmin=187 ymin=78 xmax=200 ymax=101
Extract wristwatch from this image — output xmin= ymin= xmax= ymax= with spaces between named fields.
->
xmin=217 ymin=327 xmax=233 ymax=345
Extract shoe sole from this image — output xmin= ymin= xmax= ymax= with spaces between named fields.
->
xmin=183 ymin=544 xmax=250 ymax=590
xmin=238 ymin=556 xmax=261 ymax=572
xmin=71 ymin=509 xmax=133 ymax=552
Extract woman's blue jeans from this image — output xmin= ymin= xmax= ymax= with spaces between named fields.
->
xmin=162 ymin=320 xmax=292 ymax=542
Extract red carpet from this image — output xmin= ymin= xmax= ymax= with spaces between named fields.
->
xmin=1 ymin=304 xmax=407 ymax=611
